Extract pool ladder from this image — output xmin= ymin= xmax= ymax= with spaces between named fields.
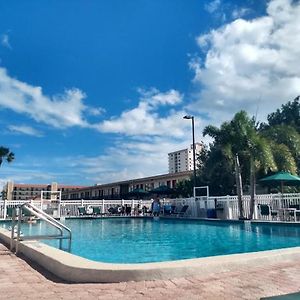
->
xmin=10 ymin=202 xmax=72 ymax=254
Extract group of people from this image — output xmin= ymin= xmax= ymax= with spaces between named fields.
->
xmin=123 ymin=199 xmax=162 ymax=217
xmin=135 ymin=200 xmax=162 ymax=217
xmin=107 ymin=204 xmax=132 ymax=216
xmin=104 ymin=201 xmax=162 ymax=217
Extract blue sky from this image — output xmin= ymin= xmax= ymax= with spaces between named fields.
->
xmin=0 ymin=0 xmax=299 ymax=187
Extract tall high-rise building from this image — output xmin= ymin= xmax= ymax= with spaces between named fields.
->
xmin=168 ymin=143 xmax=203 ymax=173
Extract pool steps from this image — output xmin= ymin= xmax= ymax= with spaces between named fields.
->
xmin=9 ymin=203 xmax=71 ymax=253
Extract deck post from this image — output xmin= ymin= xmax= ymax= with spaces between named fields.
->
xmin=102 ymin=199 xmax=105 ymax=215
xmin=3 ymin=198 xmax=7 ymax=220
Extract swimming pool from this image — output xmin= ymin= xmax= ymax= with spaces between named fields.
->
xmin=2 ymin=218 xmax=300 ymax=263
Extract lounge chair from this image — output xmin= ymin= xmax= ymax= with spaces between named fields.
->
xmin=21 ymin=207 xmax=38 ymax=223
xmin=258 ymin=204 xmax=278 ymax=220
xmin=107 ymin=205 xmax=123 ymax=215
xmin=125 ymin=206 xmax=131 ymax=216
xmin=163 ymin=205 xmax=176 ymax=215
xmin=261 ymin=291 xmax=300 ymax=299
xmin=288 ymin=205 xmax=300 ymax=221
xmin=171 ymin=205 xmax=189 ymax=217
xmin=77 ymin=206 xmax=92 ymax=216
xmin=142 ymin=206 xmax=151 ymax=216
xmin=92 ymin=206 xmax=102 ymax=216
xmin=22 ymin=207 xmax=35 ymax=218
xmin=163 ymin=205 xmax=172 ymax=215
xmin=6 ymin=207 xmax=16 ymax=218
xmin=107 ymin=206 xmax=116 ymax=215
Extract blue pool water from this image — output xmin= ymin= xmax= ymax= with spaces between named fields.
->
xmin=2 ymin=218 xmax=300 ymax=263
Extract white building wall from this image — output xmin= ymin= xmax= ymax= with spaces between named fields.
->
xmin=168 ymin=143 xmax=202 ymax=173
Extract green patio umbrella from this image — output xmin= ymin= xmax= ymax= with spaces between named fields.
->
xmin=127 ymin=188 xmax=149 ymax=199
xmin=149 ymin=185 xmax=175 ymax=196
xmin=259 ymin=171 xmax=300 ymax=193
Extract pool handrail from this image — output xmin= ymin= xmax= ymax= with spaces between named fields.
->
xmin=11 ymin=202 xmax=72 ymax=254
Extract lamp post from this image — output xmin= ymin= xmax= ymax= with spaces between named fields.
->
xmin=183 ymin=115 xmax=196 ymax=197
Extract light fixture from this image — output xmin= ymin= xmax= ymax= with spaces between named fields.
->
xmin=183 ymin=115 xmax=196 ymax=197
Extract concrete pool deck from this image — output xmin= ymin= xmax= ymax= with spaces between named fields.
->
xmin=1 ymin=242 xmax=300 ymax=300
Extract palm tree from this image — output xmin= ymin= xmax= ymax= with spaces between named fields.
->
xmin=0 ymin=146 xmax=15 ymax=167
xmin=203 ymin=111 xmax=300 ymax=219
xmin=260 ymin=125 xmax=300 ymax=174
xmin=234 ymin=154 xmax=244 ymax=219
xmin=203 ymin=111 xmax=276 ymax=218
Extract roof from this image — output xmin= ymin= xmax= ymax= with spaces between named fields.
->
xmin=95 ymin=170 xmax=193 ymax=186
xmin=13 ymin=183 xmax=87 ymax=189
xmin=67 ymin=171 xmax=193 ymax=193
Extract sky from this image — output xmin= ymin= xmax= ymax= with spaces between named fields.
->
xmin=0 ymin=0 xmax=299 ymax=187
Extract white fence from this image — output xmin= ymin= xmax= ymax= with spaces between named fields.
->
xmin=1 ymin=193 xmax=300 ymax=221
xmin=154 ymin=193 xmax=300 ymax=220
xmin=0 ymin=199 xmax=154 ymax=220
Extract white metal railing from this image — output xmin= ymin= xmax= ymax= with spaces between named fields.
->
xmin=10 ymin=203 xmax=72 ymax=254
xmin=60 ymin=199 xmax=153 ymax=217
xmin=1 ymin=193 xmax=300 ymax=221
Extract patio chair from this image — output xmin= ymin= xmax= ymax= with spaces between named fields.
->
xmin=78 ymin=206 xmax=92 ymax=216
xmin=107 ymin=205 xmax=122 ymax=215
xmin=107 ymin=206 xmax=116 ymax=215
xmin=163 ymin=205 xmax=172 ymax=215
xmin=125 ymin=205 xmax=132 ymax=216
xmin=172 ymin=205 xmax=189 ymax=217
xmin=142 ymin=205 xmax=151 ymax=216
xmin=21 ymin=207 xmax=38 ymax=223
xmin=6 ymin=207 xmax=15 ymax=218
xmin=288 ymin=205 xmax=300 ymax=221
xmin=163 ymin=205 xmax=176 ymax=215
xmin=171 ymin=205 xmax=176 ymax=214
xmin=258 ymin=204 xmax=278 ymax=220
xmin=92 ymin=206 xmax=102 ymax=216
xmin=22 ymin=207 xmax=35 ymax=218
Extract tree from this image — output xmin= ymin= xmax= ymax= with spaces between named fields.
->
xmin=175 ymin=180 xmax=193 ymax=198
xmin=260 ymin=125 xmax=300 ymax=174
xmin=185 ymin=101 xmax=300 ymax=218
xmin=0 ymin=147 xmax=14 ymax=167
xmin=203 ymin=111 xmax=278 ymax=219
xmin=265 ymin=96 xmax=300 ymax=133
xmin=234 ymin=154 xmax=244 ymax=219
xmin=196 ymin=146 xmax=236 ymax=196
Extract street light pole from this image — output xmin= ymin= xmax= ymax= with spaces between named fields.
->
xmin=183 ymin=115 xmax=197 ymax=197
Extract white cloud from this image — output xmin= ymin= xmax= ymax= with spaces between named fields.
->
xmin=96 ymin=89 xmax=187 ymax=137
xmin=0 ymin=66 xmax=186 ymax=141
xmin=1 ymin=34 xmax=12 ymax=49
xmin=0 ymin=67 xmax=197 ymax=184
xmin=8 ymin=125 xmax=43 ymax=137
xmin=190 ymin=0 xmax=300 ymax=124
xmin=87 ymin=107 xmax=106 ymax=116
xmin=137 ymin=88 xmax=182 ymax=106
xmin=0 ymin=67 xmax=104 ymax=129
xmin=204 ymin=0 xmax=221 ymax=14
xmin=231 ymin=7 xmax=251 ymax=19
xmin=60 ymin=136 xmax=193 ymax=184
xmin=0 ymin=169 xmax=56 ymax=193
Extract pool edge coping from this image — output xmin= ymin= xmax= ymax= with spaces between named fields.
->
xmin=1 ymin=227 xmax=300 ymax=283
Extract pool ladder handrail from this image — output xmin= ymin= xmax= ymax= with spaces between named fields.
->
xmin=10 ymin=202 xmax=72 ymax=254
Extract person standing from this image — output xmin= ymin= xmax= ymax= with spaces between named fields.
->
xmin=151 ymin=198 xmax=161 ymax=217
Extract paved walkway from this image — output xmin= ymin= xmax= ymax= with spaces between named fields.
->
xmin=0 ymin=243 xmax=300 ymax=300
